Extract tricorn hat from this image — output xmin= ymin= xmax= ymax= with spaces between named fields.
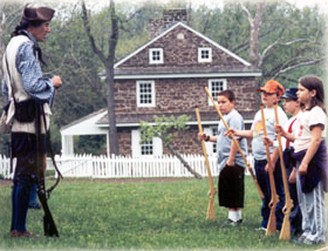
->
xmin=22 ymin=5 xmax=55 ymax=22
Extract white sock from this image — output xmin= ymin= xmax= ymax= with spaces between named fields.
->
xmin=228 ymin=210 xmax=238 ymax=222
xmin=236 ymin=209 xmax=242 ymax=221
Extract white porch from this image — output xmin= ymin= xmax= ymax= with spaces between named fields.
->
xmin=60 ymin=109 xmax=109 ymax=156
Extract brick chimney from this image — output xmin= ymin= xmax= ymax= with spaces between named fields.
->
xmin=148 ymin=9 xmax=188 ymax=38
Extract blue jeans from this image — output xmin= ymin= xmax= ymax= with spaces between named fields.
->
xmin=254 ymin=158 xmax=285 ymax=230
xmin=11 ymin=177 xmax=35 ymax=232
xmin=29 ymin=183 xmax=39 ymax=207
xmin=11 ymin=132 xmax=46 ymax=232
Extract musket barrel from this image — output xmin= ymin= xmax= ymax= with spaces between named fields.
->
xmin=195 ymin=107 xmax=216 ymax=221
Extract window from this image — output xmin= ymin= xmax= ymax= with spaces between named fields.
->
xmin=211 ymin=127 xmax=218 ymax=154
xmin=198 ymin=47 xmax=212 ymax=63
xmin=202 ymin=127 xmax=215 ymax=155
xmin=149 ymin=48 xmax=163 ymax=64
xmin=208 ymin=79 xmax=227 ymax=106
xmin=141 ymin=139 xmax=153 ymax=155
xmin=131 ymin=129 xmax=163 ymax=157
xmin=137 ymin=80 xmax=155 ymax=107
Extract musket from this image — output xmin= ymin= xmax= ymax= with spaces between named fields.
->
xmin=195 ymin=107 xmax=216 ymax=221
xmin=36 ymin=103 xmax=60 ymax=237
xmin=274 ymin=104 xmax=293 ymax=241
xmin=260 ymin=104 xmax=279 ymax=236
xmin=204 ymin=87 xmax=264 ymax=200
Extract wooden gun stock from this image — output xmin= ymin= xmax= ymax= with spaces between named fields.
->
xmin=274 ymin=104 xmax=293 ymax=241
xmin=38 ymin=179 xmax=59 ymax=237
xmin=260 ymin=104 xmax=279 ymax=236
xmin=195 ymin=107 xmax=216 ymax=221
xmin=204 ymin=87 xmax=264 ymax=200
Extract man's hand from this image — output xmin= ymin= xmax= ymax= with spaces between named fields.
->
xmin=52 ymin=75 xmax=63 ymax=89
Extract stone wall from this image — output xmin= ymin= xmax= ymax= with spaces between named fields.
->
xmin=114 ymin=77 xmax=258 ymax=120
xmin=121 ymin=25 xmax=244 ymax=69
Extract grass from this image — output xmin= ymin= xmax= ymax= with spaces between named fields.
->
xmin=0 ymin=176 xmax=326 ymax=251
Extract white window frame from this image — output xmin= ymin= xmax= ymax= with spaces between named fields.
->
xmin=149 ymin=48 xmax=164 ymax=64
xmin=208 ymin=79 xmax=227 ymax=106
xmin=198 ymin=47 xmax=212 ymax=63
xmin=131 ymin=129 xmax=163 ymax=157
xmin=137 ymin=80 xmax=156 ymax=107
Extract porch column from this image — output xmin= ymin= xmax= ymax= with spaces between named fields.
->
xmin=61 ymin=135 xmax=74 ymax=156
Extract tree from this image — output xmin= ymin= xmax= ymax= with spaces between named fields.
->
xmin=191 ymin=1 xmax=325 ymax=85
xmin=240 ymin=1 xmax=325 ymax=83
xmin=140 ymin=115 xmax=202 ymax=179
xmin=81 ymin=0 xmax=119 ymax=155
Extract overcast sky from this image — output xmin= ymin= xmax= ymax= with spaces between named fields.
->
xmin=89 ymin=0 xmax=328 ymax=14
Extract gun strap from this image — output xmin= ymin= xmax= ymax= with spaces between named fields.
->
xmin=39 ymin=105 xmax=62 ymax=197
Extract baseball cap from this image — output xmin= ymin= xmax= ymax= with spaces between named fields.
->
xmin=281 ymin=88 xmax=298 ymax=100
xmin=257 ymin=80 xmax=285 ymax=96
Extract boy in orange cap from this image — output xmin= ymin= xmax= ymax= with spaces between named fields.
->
xmin=228 ymin=80 xmax=288 ymax=232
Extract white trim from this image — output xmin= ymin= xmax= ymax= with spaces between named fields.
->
xmin=114 ymin=22 xmax=252 ymax=68
xmin=136 ymin=80 xmax=156 ymax=107
xmin=61 ymin=110 xmax=108 ymax=135
xmin=115 ymin=72 xmax=261 ymax=80
xmin=198 ymin=47 xmax=212 ymax=63
xmin=208 ymin=79 xmax=227 ymax=106
xmin=149 ymin=48 xmax=164 ymax=64
xmin=131 ymin=129 xmax=141 ymax=157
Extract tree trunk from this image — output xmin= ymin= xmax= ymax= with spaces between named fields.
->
xmin=249 ymin=3 xmax=263 ymax=67
xmin=106 ymin=0 xmax=119 ymax=155
xmin=81 ymin=0 xmax=119 ymax=155
xmin=166 ymin=143 xmax=202 ymax=179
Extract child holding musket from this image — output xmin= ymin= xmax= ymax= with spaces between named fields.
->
xmin=276 ymin=76 xmax=327 ymax=245
xmin=198 ymin=90 xmax=247 ymax=225
xmin=227 ymin=80 xmax=288 ymax=231
xmin=280 ymin=88 xmax=302 ymax=236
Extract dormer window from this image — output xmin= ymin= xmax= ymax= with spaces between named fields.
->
xmin=198 ymin=47 xmax=212 ymax=63
xmin=149 ymin=48 xmax=163 ymax=64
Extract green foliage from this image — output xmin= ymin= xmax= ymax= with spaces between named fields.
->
xmin=140 ymin=115 xmax=190 ymax=144
xmin=0 ymin=1 xmax=326 ymax=154
xmin=190 ymin=1 xmax=325 ymax=85
xmin=0 ymin=177 xmax=320 ymax=250
xmin=74 ymin=135 xmax=107 ymax=155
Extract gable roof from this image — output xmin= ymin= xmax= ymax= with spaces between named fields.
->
xmin=115 ymin=22 xmax=251 ymax=68
xmin=60 ymin=108 xmax=108 ymax=136
xmin=113 ymin=22 xmax=261 ymax=79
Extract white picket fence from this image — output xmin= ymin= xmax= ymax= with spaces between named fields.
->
xmin=52 ymin=154 xmax=220 ymax=179
xmin=0 ymin=154 xmax=254 ymax=179
xmin=0 ymin=155 xmax=11 ymax=179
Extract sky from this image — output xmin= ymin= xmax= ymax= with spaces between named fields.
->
xmin=10 ymin=0 xmax=327 ymax=14
xmin=84 ymin=0 xmax=328 ymax=14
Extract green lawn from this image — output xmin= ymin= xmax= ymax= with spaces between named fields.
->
xmin=0 ymin=177 xmax=326 ymax=250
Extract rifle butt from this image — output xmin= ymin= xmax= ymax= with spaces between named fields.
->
xmin=206 ymin=204 xmax=216 ymax=221
xmin=206 ymin=191 xmax=216 ymax=221
xmin=38 ymin=187 xmax=59 ymax=237
xmin=44 ymin=214 xmax=59 ymax=237
xmin=279 ymin=214 xmax=291 ymax=240
xmin=265 ymin=210 xmax=277 ymax=236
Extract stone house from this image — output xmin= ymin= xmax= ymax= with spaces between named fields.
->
xmin=60 ymin=10 xmax=261 ymax=156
